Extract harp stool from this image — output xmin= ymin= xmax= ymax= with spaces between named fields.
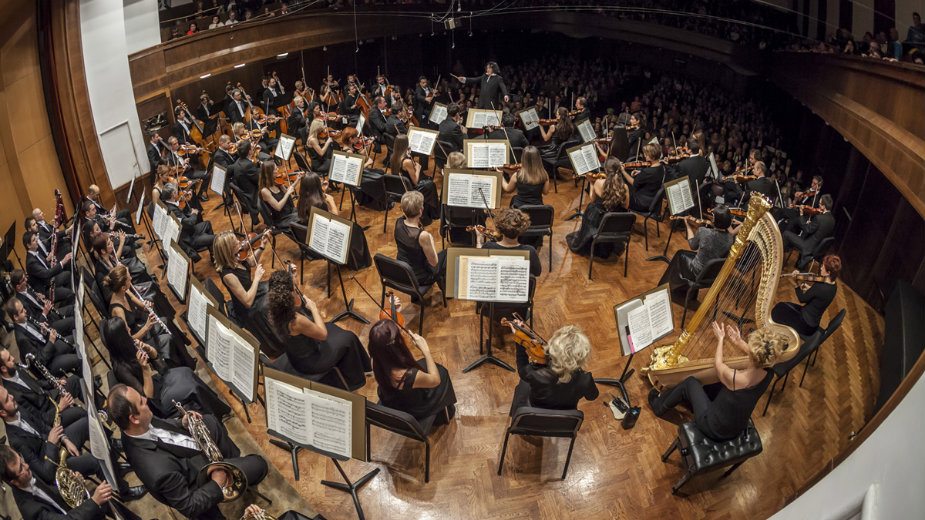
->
xmin=661 ymin=419 xmax=762 ymax=495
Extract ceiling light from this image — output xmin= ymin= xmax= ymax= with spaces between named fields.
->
xmin=199 ymin=73 xmax=211 ymax=79
xmin=234 ymin=63 xmax=245 ymax=68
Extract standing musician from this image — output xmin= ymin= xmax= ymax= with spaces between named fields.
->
xmin=622 ymin=143 xmax=665 ymax=212
xmin=196 ymin=92 xmax=220 ymax=136
xmin=502 ymin=146 xmax=550 ymax=209
xmin=261 ymin=72 xmax=285 ymax=113
xmin=230 ymin=141 xmax=262 ymax=226
xmin=148 ymin=132 xmax=168 ymax=172
xmin=109 ymin=384 xmax=269 ymax=520
xmin=676 ymin=139 xmax=710 ymax=191
xmin=413 ymin=76 xmax=435 ymax=125
xmin=625 ymin=113 xmax=645 ymax=159
xmin=174 ymin=106 xmax=196 ymax=145
xmin=454 ymin=61 xmax=510 ymax=109
xmin=486 ymin=112 xmax=528 ymax=149
xmin=657 ymin=205 xmax=737 ymax=302
xmin=161 ymin=183 xmax=216 ymax=262
xmin=772 ymin=255 xmax=840 ymax=336
xmin=225 ymin=89 xmax=250 ymax=124
xmin=338 ymin=83 xmax=361 ymax=126
xmin=287 ymin=96 xmax=310 ymax=144
xmin=437 ymin=103 xmax=466 ymax=153
xmin=781 ymin=194 xmax=836 ymax=270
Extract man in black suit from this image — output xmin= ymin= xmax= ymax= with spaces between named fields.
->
xmin=226 ymin=88 xmax=249 ymax=124
xmin=454 ymin=62 xmax=510 ymax=109
xmin=165 ymin=136 xmax=210 ymax=202
xmin=85 ymin=185 xmax=136 ymax=233
xmin=261 ymin=74 xmax=286 ymax=114
xmin=229 ymin=141 xmax=261 ymax=226
xmin=4 ymin=298 xmax=78 ymax=375
xmin=174 ymin=106 xmax=197 ymax=145
xmin=1 ymin=347 xmax=81 ymax=419
xmin=110 ymin=384 xmax=268 ymax=520
xmin=413 ymin=76 xmax=435 ymax=125
xmin=676 ymin=140 xmax=710 ymax=189
xmin=1 ymin=444 xmax=112 ymax=520
xmin=11 ymin=270 xmax=74 ymax=335
xmin=31 ymin=209 xmax=71 ymax=260
xmin=744 ymin=161 xmax=777 ymax=203
xmin=487 ymin=112 xmax=528 ymax=150
xmin=438 ymin=103 xmax=466 ymax=153
xmin=778 ymin=175 xmax=824 ymax=232
xmin=783 ymin=194 xmax=836 ymax=270
xmin=147 ymin=133 xmax=166 ymax=173
xmin=196 ymin=93 xmax=220 ymax=136
xmin=24 ymin=218 xmax=67 ymax=276
xmin=212 ymin=135 xmax=237 ymax=170
xmin=572 ymin=96 xmax=590 ymax=123
xmin=367 ymin=95 xmax=389 ymax=153
xmin=23 ymin=231 xmax=73 ymax=299
xmin=161 ymin=184 xmax=215 ymax=262
xmin=338 ymin=83 xmax=361 ymax=126
xmin=287 ymin=96 xmax=310 ymax=145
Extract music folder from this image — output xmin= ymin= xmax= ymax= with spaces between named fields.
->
xmin=205 ymin=307 xmax=259 ymax=403
xmin=445 ymin=247 xmax=531 ymax=303
xmin=613 ymin=284 xmax=674 ymax=356
xmin=166 ymin=242 xmax=190 ymax=302
xmin=429 ymin=102 xmax=448 ymax=125
xmin=465 ymin=108 xmax=502 ymax=129
xmin=464 ymin=139 xmax=509 ymax=169
xmin=275 ymin=133 xmax=297 ymax=161
xmin=566 ymin=142 xmax=601 ymax=175
xmin=307 ymin=206 xmax=353 ymax=265
xmin=577 ymin=119 xmax=597 ymax=143
xmin=328 ymin=150 xmax=364 ymax=188
xmin=441 ymin=169 xmax=503 ymax=209
xmin=517 ymin=107 xmax=540 ymax=131
xmin=186 ymin=276 xmax=217 ymax=346
xmin=664 ymin=176 xmax=695 ymax=216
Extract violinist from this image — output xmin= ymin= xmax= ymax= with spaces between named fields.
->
xmin=395 ymin=191 xmax=445 ymax=291
xmin=385 ymin=100 xmax=409 ymax=140
xmin=625 ymin=113 xmax=645 ymax=159
xmin=572 ymin=96 xmax=590 ymax=123
xmin=212 ymin=134 xmax=237 ymax=169
xmin=437 ymin=103 xmax=465 ymax=153
xmin=779 ymin=175 xmax=823 ymax=233
xmin=161 ymin=183 xmax=215 ymax=262
xmin=367 ymin=95 xmax=390 ymax=150
xmin=772 ymin=254 xmax=841 ymax=336
xmin=151 ymin=164 xmax=174 ymax=207
xmin=372 ymin=74 xmax=390 ymax=105
xmin=567 ymin=158 xmax=630 ymax=257
xmin=782 ymin=194 xmax=836 ymax=270
xmin=413 ymin=76 xmax=435 ymax=125
xmin=478 ymin=208 xmax=542 ymax=277
xmin=306 ymin=119 xmax=335 ymax=175
xmin=257 ymin=161 xmax=300 ymax=231
xmin=229 ymin=141 xmax=261 ymax=226
xmin=502 ymin=146 xmax=549 ymax=209
xmin=454 ymin=61 xmax=510 ymax=110
xmin=147 ymin=132 xmax=168 ymax=171
xmin=166 ymin=136 xmax=209 ymax=202
xmin=288 ymin=95 xmax=310 ymax=144
xmin=232 ymin=122 xmax=271 ymax=162
xmin=677 ymin=139 xmax=710 ymax=190
xmin=226 ymin=88 xmax=249 ymax=124
xmin=486 ymin=112 xmax=528 ymax=150
xmin=390 ymin=135 xmax=441 ymax=224
xmin=212 ymin=231 xmax=278 ymax=350
xmin=261 ymin=72 xmax=285 ymax=113
xmin=539 ymin=107 xmax=577 ymax=178
xmin=266 ymin=269 xmax=370 ymax=391
xmin=368 ymin=314 xmax=457 ymax=422
xmin=657 ymin=205 xmax=736 ymax=302
xmin=297 ymin=172 xmax=338 ymax=219
xmin=506 ymin=322 xmax=598 ymax=416
xmin=622 ymin=143 xmax=665 ymax=212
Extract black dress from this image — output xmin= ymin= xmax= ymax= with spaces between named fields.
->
xmin=281 ymin=307 xmax=371 ymax=390
xmin=772 ymin=282 xmax=837 ymax=336
xmin=566 ymin=199 xmax=625 ymax=257
xmin=510 ymin=180 xmax=545 ymax=209
xmin=509 ymin=345 xmax=599 ymax=416
xmin=308 ymin=141 xmax=333 ymax=175
xmin=378 ymin=360 xmax=457 ymax=421
xmin=395 ymin=217 xmax=444 ymax=288
xmin=399 ymin=164 xmax=440 ymax=225
xmin=266 ymin=188 xmax=300 ymax=230
xmin=629 ymin=165 xmax=665 ymax=211
xmin=220 ymin=266 xmax=281 ymax=358
xmin=110 ymin=301 xmax=173 ymax=363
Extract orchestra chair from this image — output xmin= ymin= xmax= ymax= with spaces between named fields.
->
xmin=785 ymin=235 xmax=835 ymax=271
xmin=518 ymin=205 xmax=555 ymax=269
xmin=546 ymin=139 xmax=579 ymax=193
xmin=289 ymin=222 xmax=330 ymax=291
xmin=497 ymin=406 xmax=584 ymax=480
xmin=381 ymin=174 xmax=412 ymax=234
xmin=373 ymin=253 xmax=446 ymax=336
xmin=78 ymin=273 xmax=113 ymax=370
xmin=377 ymin=133 xmax=395 ymax=165
xmin=255 ymin=197 xmax=297 ymax=268
xmin=631 ymin=186 xmax=667 ymax=251
xmin=661 ymin=419 xmax=763 ymax=496
xmin=676 ymin=257 xmax=726 ymax=328
xmin=229 ymin=182 xmax=258 ymax=231
xmin=204 ymin=278 xmax=229 ymax=317
xmin=587 ymin=212 xmax=635 ymax=280
xmin=293 ymin=150 xmax=314 ymax=174
xmin=439 ymin=204 xmax=482 ymax=249
xmin=366 ymin=399 xmax=452 ymax=483
xmin=761 ymin=309 xmax=846 ymax=416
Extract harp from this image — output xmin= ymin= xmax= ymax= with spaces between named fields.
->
xmin=642 ymin=195 xmax=800 ymax=389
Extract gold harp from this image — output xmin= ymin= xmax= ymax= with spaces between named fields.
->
xmin=642 ymin=196 xmax=801 ymax=388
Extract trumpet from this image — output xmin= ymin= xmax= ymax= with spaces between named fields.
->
xmin=174 ymin=401 xmax=247 ymax=501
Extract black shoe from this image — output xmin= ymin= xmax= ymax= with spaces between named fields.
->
xmin=648 ymin=388 xmax=665 ymax=417
xmin=118 ymin=462 xmax=133 ymax=475
xmin=120 ymin=485 xmax=148 ymax=502
xmin=199 ymin=193 xmax=209 ymax=202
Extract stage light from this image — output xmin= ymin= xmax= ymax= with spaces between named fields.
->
xmin=199 ymin=73 xmax=211 ymax=79
xmin=277 ymin=52 xmax=289 ymax=58
xmin=234 ymin=63 xmax=246 ymax=68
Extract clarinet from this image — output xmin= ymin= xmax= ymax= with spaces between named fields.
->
xmin=129 ymin=285 xmax=172 ymax=337
xmin=27 ymin=315 xmax=75 ymax=349
xmin=49 ymin=233 xmax=59 ymax=267
xmin=32 ymin=287 xmax=63 ymax=321
xmin=22 ymin=353 xmax=77 ymax=402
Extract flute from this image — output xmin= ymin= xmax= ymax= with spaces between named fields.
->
xmin=129 ymin=285 xmax=172 ymax=337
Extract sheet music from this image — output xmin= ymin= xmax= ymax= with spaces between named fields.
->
xmin=187 ymin=282 xmax=212 ymax=341
xmin=408 ymin=127 xmax=437 ymax=155
xmin=77 ymin=314 xmax=93 ymax=386
xmin=577 ymin=119 xmax=597 ymax=143
xmin=265 ymin=378 xmax=310 ymax=446
xmin=207 ymin=314 xmax=233 ymax=382
xmin=429 ymin=103 xmax=448 ymax=125
xmin=463 ymin=257 xmax=499 ymax=300
xmin=167 ymin=246 xmax=188 ymax=299
xmin=666 ymin=178 xmax=695 ymax=215
xmin=85 ymin=393 xmax=118 ymax=489
xmin=230 ymin=335 xmax=255 ymax=402
xmin=467 ymin=142 xmax=507 ymax=169
xmin=568 ymin=144 xmax=600 ymax=175
xmin=152 ymin=204 xmax=168 ymax=239
xmin=497 ymin=257 xmax=529 ymax=302
xmin=329 ymin=153 xmax=363 ymax=187
xmin=210 ymin=165 xmax=227 ymax=196
xmin=275 ymin=134 xmax=296 ymax=161
xmin=162 ymin=216 xmax=180 ymax=249
xmin=306 ymin=390 xmax=352 ymax=458
xmin=707 ymin=153 xmax=720 ymax=180
xmin=469 ymin=109 xmax=501 ymax=128
xmin=518 ymin=107 xmax=539 ymax=131
xmin=309 ymin=214 xmax=350 ymax=264
xmin=626 ymin=305 xmax=653 ymax=352
xmin=582 ymin=145 xmax=601 ymax=172
xmin=134 ymin=191 xmax=145 ymax=226
xmin=645 ymin=288 xmax=674 ymax=341
xmin=126 ymin=177 xmax=135 ymax=205
xmin=459 ymin=256 xmax=529 ymax=302
xmin=356 ymin=113 xmax=366 ymax=136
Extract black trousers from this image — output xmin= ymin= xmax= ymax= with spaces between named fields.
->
xmin=771 ymin=302 xmax=817 ymax=336
xmin=653 ymin=376 xmax=729 ymax=440
xmin=658 ymin=250 xmax=697 ymax=296
xmin=782 ymin=230 xmax=814 ymax=269
xmin=198 ymin=414 xmax=269 ymax=519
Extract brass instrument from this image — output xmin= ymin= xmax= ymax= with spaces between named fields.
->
xmin=173 ymin=401 xmax=247 ymax=501
xmin=52 ymin=449 xmax=91 ymax=508
xmin=642 ymin=196 xmax=800 ymax=388
xmin=242 ymin=505 xmax=278 ymax=520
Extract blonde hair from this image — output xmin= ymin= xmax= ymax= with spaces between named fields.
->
xmin=308 ymin=119 xmax=324 ymax=140
xmin=400 ymin=191 xmax=424 ymax=218
xmin=447 ymin=152 xmax=466 ymax=169
xmin=545 ymin=325 xmax=591 ymax=383
xmin=746 ymin=328 xmax=786 ymax=367
xmin=232 ymin=122 xmax=246 ymax=138
xmin=519 ymin=146 xmax=548 ymax=185
xmin=212 ymin=231 xmax=242 ymax=271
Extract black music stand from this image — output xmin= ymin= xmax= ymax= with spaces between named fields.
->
xmin=463 ymin=300 xmax=514 ymax=373
xmin=566 ymin=174 xmax=589 ymax=221
xmin=594 ymin=352 xmax=635 ymax=405
xmin=330 ymin=263 xmax=368 ymax=325
xmin=3 ymin=222 xmax=22 ymax=270
xmin=321 ymin=456 xmax=379 ymax=520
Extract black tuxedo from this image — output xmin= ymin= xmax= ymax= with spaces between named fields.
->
xmin=6 ymin=406 xmax=95 ymax=484
xmin=195 ymin=103 xmax=219 ymax=135
xmin=413 ymin=84 xmax=434 ymax=123
xmin=287 ymin=107 xmax=308 ymax=143
xmin=10 ymin=477 xmax=105 ymax=520
xmin=148 ymin=143 xmax=165 ymax=173
xmin=3 ymin=371 xmax=81 ymax=424
xmin=164 ymin=202 xmax=215 ymax=256
xmin=677 ymin=154 xmax=710 ymax=188
xmin=13 ymin=322 xmax=79 ymax=376
xmin=746 ymin=177 xmax=777 ymax=203
xmin=367 ymin=107 xmax=389 ymax=139
xmin=462 ymin=74 xmax=509 ymax=109
xmin=261 ymin=87 xmax=285 ymax=112
xmin=212 ymin=149 xmax=236 ymax=170
xmin=438 ymin=118 xmax=465 ymax=153
xmin=25 ymin=251 xmax=72 ymax=297
xmin=783 ymin=211 xmax=836 ymax=269
xmin=174 ymin=120 xmax=194 ymax=145
xmin=629 ymin=165 xmax=665 ymax=212
xmin=226 ymin=99 xmax=248 ymax=124
xmin=34 ymin=221 xmax=70 ymax=261
xmin=122 ymin=416 xmax=267 ymax=520
xmin=84 ymin=197 xmax=136 ymax=233
xmin=487 ymin=127 xmax=528 ymax=150
xmin=16 ymin=288 xmax=74 ymax=335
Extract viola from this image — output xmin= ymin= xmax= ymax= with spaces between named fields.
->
xmin=467 ymin=224 xmax=501 ymax=241
xmin=318 ymin=127 xmax=341 ymax=140
xmin=235 ymin=229 xmax=271 ymax=261
xmin=379 ymin=291 xmax=406 ymax=328
xmin=623 ymin=160 xmax=656 ymax=170
xmin=730 ymin=174 xmax=759 ymax=183
xmin=274 ymin=170 xmax=304 ymax=186
xmin=500 ymin=163 xmax=522 ymax=175
xmin=537 ymin=118 xmax=558 ymax=126
xmin=177 ymin=189 xmax=194 ymax=209
xmin=500 ymin=315 xmax=546 ymax=365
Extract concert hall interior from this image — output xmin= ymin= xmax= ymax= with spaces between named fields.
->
xmin=1 ymin=0 xmax=925 ymax=519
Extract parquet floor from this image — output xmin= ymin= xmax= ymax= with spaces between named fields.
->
xmin=151 ymin=154 xmax=882 ymax=520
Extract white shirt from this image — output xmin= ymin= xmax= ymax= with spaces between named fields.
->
xmin=8 ymin=413 xmax=41 ymax=437
xmin=2 ymin=371 xmax=28 ymax=389
xmin=128 ymin=425 xmax=199 ymax=451
xmin=18 ymin=321 xmax=46 ymax=343
xmin=18 ymin=288 xmax=43 ymax=309
xmin=29 ymin=250 xmax=49 ymax=269
xmin=24 ymin=477 xmax=68 ymax=514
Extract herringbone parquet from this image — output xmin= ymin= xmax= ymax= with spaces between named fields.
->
xmin=151 ymin=155 xmax=882 ymax=520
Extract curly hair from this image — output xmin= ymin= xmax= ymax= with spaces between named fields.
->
xmin=266 ymin=270 xmax=297 ymax=338
xmin=494 ymin=208 xmax=530 ymax=239
xmin=600 ymin=158 xmax=628 ymax=211
xmin=545 ymin=325 xmax=591 ymax=383
xmin=746 ymin=328 xmax=787 ymax=368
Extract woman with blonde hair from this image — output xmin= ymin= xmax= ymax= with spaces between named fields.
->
xmin=567 ymin=157 xmax=630 ymax=256
xmin=258 ymin=160 xmax=300 ymax=229
xmin=506 ymin=322 xmax=599 ymax=416
xmin=502 ymin=145 xmax=549 ymax=208
xmin=306 ymin=118 xmax=334 ymax=174
xmin=649 ymin=321 xmax=784 ymax=440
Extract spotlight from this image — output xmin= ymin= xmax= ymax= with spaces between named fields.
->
xmin=199 ymin=73 xmax=211 ymax=79
xmin=234 ymin=63 xmax=246 ymax=68
xmin=276 ymin=52 xmax=289 ymax=58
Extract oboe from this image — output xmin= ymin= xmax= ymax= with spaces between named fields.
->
xmin=27 ymin=316 xmax=75 ymax=349
xmin=129 ymin=285 xmax=172 ymax=337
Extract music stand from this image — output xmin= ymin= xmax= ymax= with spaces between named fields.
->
xmin=565 ymin=142 xmax=602 ymax=221
xmin=306 ymin=206 xmax=368 ymax=324
xmin=3 ymin=222 xmax=22 ymax=270
xmin=329 ymin=150 xmax=367 ymax=228
xmin=652 ymin=176 xmax=697 ymax=262
xmin=204 ymin=307 xmax=260 ymax=422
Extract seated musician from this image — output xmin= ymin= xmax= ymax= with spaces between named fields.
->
xmin=212 ymin=134 xmax=238 ymax=170
xmin=196 ymin=92 xmax=219 ymax=135
xmin=306 ymin=119 xmax=335 ymax=176
xmin=109 ymin=384 xmax=268 ymax=520
xmin=625 ymin=113 xmax=645 ymax=158
xmin=676 ymin=139 xmax=710 ymax=189
xmin=477 ymin=208 xmax=542 ymax=277
xmin=567 ymin=157 xmax=630 ymax=257
xmin=0 ymin=347 xmax=82 ymax=432
xmin=90 ymin=231 xmax=148 ymax=292
xmin=782 ymin=194 xmax=835 ymax=270
xmin=151 ymin=164 xmax=174 ymax=207
xmin=230 ymin=141 xmax=262 ymax=226
xmin=102 ymin=317 xmax=230 ymax=419
xmin=486 ymin=111 xmax=528 ymax=150
xmin=23 ymin=231 xmax=73 ymax=300
xmin=266 ymin=270 xmax=371 ymax=390
xmin=258 ymin=161 xmax=300 ymax=230
xmin=742 ymin=161 xmax=776 ymax=203
xmin=622 ymin=143 xmax=665 ymax=212
xmin=31 ymin=207 xmax=72 ymax=260
xmin=367 ymin=316 xmax=457 ymax=421
xmin=658 ymin=205 xmax=737 ymax=300
xmin=231 ymin=123 xmax=271 ymax=162
xmin=779 ymin=175 xmax=823 ymax=233
xmin=85 ymin=184 xmax=135 ymax=232
xmin=772 ymin=254 xmax=840 ymax=336
xmin=24 ymin=215 xmax=68 ymax=270
xmin=506 ymin=322 xmax=599 ymax=416
xmin=385 ymin=100 xmax=408 ymax=142
xmin=174 ymin=106 xmax=197 ymax=145
xmin=649 ymin=322 xmax=784 ymax=441
xmin=390 ymin=135 xmax=440 ymax=225
xmin=395 ymin=191 xmax=446 ymax=292
xmin=10 ymin=270 xmax=73 ymax=336
xmin=4 ymin=297 xmax=79 ymax=375
xmin=288 ymin=95 xmax=310 ymax=145
xmin=297 ymin=172 xmax=338 ymax=218
xmin=367 ymin=95 xmax=390 ymax=150
xmin=161 ymin=183 xmax=216 ymax=261
xmin=437 ymin=103 xmax=466 ymax=153
xmin=165 ymin=136 xmax=209 ymax=202
xmin=226 ymin=88 xmax=249 ymax=124
xmin=1 ymin=444 xmax=114 ymax=520
xmin=502 ymin=146 xmax=550 ymax=209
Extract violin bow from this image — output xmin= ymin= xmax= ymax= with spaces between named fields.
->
xmin=231 ymin=202 xmax=261 ymax=266
xmin=490 ymin=101 xmax=519 ymax=164
xmin=350 ymin=277 xmax=410 ymax=331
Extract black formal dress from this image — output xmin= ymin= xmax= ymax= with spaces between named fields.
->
xmin=629 ymin=165 xmax=665 ymax=212
xmin=307 ymin=141 xmax=333 ymax=176
xmin=771 ymin=281 xmax=837 ymax=336
xmin=264 ymin=188 xmax=300 ymax=230
xmin=277 ymin=307 xmax=371 ymax=390
xmin=378 ymin=360 xmax=457 ymax=421
xmin=509 ymin=345 xmax=599 ymax=416
xmin=394 ymin=217 xmax=445 ymax=289
xmin=567 ymin=199 xmax=626 ymax=257
xmin=510 ymin=179 xmax=545 ymax=209
xmin=220 ymin=266 xmax=281 ymax=359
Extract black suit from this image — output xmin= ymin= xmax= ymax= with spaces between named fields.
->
xmin=746 ymin=177 xmax=777 ymax=203
xmin=462 ymin=74 xmax=509 ymax=109
xmin=629 ymin=165 xmax=665 ymax=212
xmin=261 ymin=88 xmax=285 ymax=112
xmin=226 ymin=99 xmax=248 ymax=124
xmin=212 ymin=149 xmax=236 ymax=170
xmin=16 ymin=288 xmax=74 ymax=335
xmin=165 ymin=202 xmax=215 ymax=257
xmin=148 ymin=143 xmax=165 ymax=173
xmin=13 ymin=322 xmax=79 ymax=376
xmin=487 ymin=127 xmax=528 ymax=150
xmin=6 ymin=406 xmax=96 ymax=484
xmin=783 ymin=211 xmax=836 ymax=269
xmin=367 ymin=107 xmax=389 ymax=140
xmin=174 ymin=121 xmax=194 ymax=145
xmin=3 ymin=371 xmax=82 ymax=424
xmin=122 ymin=416 xmax=267 ymax=520
xmin=677 ymin=154 xmax=710 ymax=188
xmin=287 ymin=107 xmax=308 ymax=144
xmin=413 ymin=85 xmax=434 ymax=123
xmin=25 ymin=251 xmax=72 ymax=297
xmin=35 ymin=221 xmax=71 ymax=261
xmin=195 ymin=103 xmax=219 ymax=135
xmin=10 ymin=477 xmax=105 ymax=520
xmin=438 ymin=118 xmax=465 ymax=153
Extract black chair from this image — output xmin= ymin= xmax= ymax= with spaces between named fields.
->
xmin=809 ymin=307 xmax=846 ymax=367
xmin=204 ymin=278 xmax=229 ymax=318
xmin=588 ymin=212 xmax=636 ymax=280
xmin=433 ymin=139 xmax=454 ymax=172
xmin=787 ymin=235 xmax=836 ymax=270
xmin=228 ymin=181 xmax=257 ymax=230
xmin=477 ymin=275 xmax=537 ymax=353
xmin=631 ymin=186 xmax=666 ymax=250
xmin=255 ymin=197 xmax=291 ymax=268
xmin=381 ymin=174 xmax=412 ymax=233
xmin=366 ymin=401 xmax=450 ymax=483
xmin=373 ymin=253 xmax=445 ymax=335
xmin=439 ymin=204 xmax=482 ymax=248
xmin=519 ymin=204 xmax=554 ymax=269
xmin=678 ymin=257 xmax=726 ymax=328
xmin=289 ymin=222 xmax=329 ymax=290
xmin=497 ymin=406 xmax=584 ymax=480
xmin=292 ymin=150 xmax=314 ymax=174
xmin=546 ymin=138 xmax=580 ymax=193
xmin=661 ymin=419 xmax=763 ymax=495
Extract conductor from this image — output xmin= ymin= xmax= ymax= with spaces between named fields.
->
xmin=455 ymin=62 xmax=509 ymax=109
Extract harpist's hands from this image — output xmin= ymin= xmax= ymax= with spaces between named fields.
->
xmin=725 ymin=324 xmax=743 ymax=345
xmin=710 ymin=321 xmax=725 ymax=341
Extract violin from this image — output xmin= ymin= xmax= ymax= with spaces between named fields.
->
xmin=352 ymin=136 xmax=375 ymax=152
xmin=177 ymin=175 xmax=200 ymax=190
xmin=537 ymin=118 xmax=558 ymax=126
xmin=274 ymin=170 xmax=304 ymax=186
xmin=623 ymin=160 xmax=656 ymax=170
xmin=662 ymin=152 xmax=691 ymax=164
xmin=670 ymin=215 xmax=713 ymax=227
xmin=500 ymin=314 xmax=546 ymax=365
xmin=782 ymin=272 xmax=829 ymax=284
xmin=794 ymin=205 xmax=825 ymax=216
xmin=176 ymin=144 xmax=202 ymax=157
xmin=730 ymin=174 xmax=759 ymax=183
xmin=467 ymin=224 xmax=501 ymax=241
xmin=177 ymin=189 xmax=194 ymax=209
xmin=318 ymin=127 xmax=341 ymax=140
xmin=624 ymin=123 xmax=640 ymax=131
xmin=379 ymin=291 xmax=406 ymax=328
xmin=794 ymin=187 xmax=818 ymax=200
xmin=500 ymin=163 xmax=522 ymax=175
xmin=583 ymin=171 xmax=608 ymax=180
xmin=235 ymin=230 xmax=271 ymax=261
